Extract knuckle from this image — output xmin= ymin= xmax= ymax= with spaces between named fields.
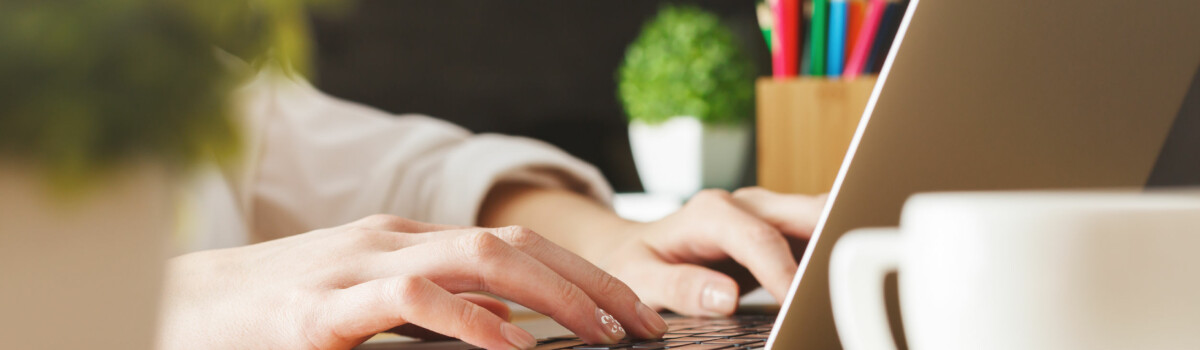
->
xmin=302 ymin=313 xmax=333 ymax=349
xmin=689 ymin=189 xmax=733 ymax=209
xmin=696 ymin=189 xmax=731 ymax=201
xmin=664 ymin=268 xmax=695 ymax=305
xmin=593 ymin=272 xmax=632 ymax=299
xmin=363 ymin=214 xmax=410 ymax=231
xmin=744 ymin=225 xmax=783 ymax=242
xmin=457 ymin=231 xmax=509 ymax=262
xmin=384 ymin=274 xmax=427 ymax=306
xmin=495 ymin=225 xmax=541 ymax=249
xmin=344 ymin=227 xmax=383 ymax=244
xmin=454 ymin=302 xmax=482 ymax=330
xmin=364 ymin=213 xmax=396 ymax=222
xmin=554 ymin=282 xmax=592 ymax=315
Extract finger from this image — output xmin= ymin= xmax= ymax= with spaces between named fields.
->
xmin=388 ymin=293 xmax=512 ymax=341
xmin=732 ymin=187 xmax=828 ymax=238
xmin=458 ymin=293 xmax=513 ymax=322
xmin=324 ymin=274 xmax=535 ymax=350
xmin=367 ymin=233 xmax=628 ymax=344
xmin=711 ymin=216 xmax=798 ymax=304
xmin=408 ymin=226 xmax=667 ymax=339
xmin=326 ymin=216 xmax=467 ymax=251
xmin=349 ymin=214 xmax=466 ymax=233
xmin=685 ymin=190 xmax=799 ymax=303
xmin=621 ymin=249 xmax=740 ymax=317
xmin=490 ymin=226 xmax=667 ymax=339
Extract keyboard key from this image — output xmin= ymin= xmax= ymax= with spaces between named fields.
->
xmin=539 ymin=339 xmax=571 ymax=345
xmin=704 ymin=339 xmax=760 ymax=345
xmin=531 ymin=315 xmax=774 ymax=350
xmin=665 ymin=344 xmax=734 ymax=350
xmin=663 ymin=337 xmax=715 ymax=343
xmin=690 ymin=331 xmax=748 ymax=337
xmin=532 ymin=340 xmax=586 ymax=349
xmin=667 ymin=328 xmax=710 ymax=335
xmin=630 ymin=342 xmax=673 ymax=349
xmin=686 ymin=326 xmax=740 ymax=332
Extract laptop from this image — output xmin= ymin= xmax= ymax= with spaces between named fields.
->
xmin=361 ymin=0 xmax=1200 ymax=349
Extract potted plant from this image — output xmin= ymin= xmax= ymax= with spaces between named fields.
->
xmin=0 ymin=1 xmax=324 ymax=347
xmin=618 ymin=4 xmax=757 ymax=199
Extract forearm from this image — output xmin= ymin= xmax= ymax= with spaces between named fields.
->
xmin=478 ymin=183 xmax=639 ymax=262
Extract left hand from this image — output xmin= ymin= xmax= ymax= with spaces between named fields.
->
xmin=158 ymin=216 xmax=666 ymax=350
xmin=590 ymin=187 xmax=827 ymax=316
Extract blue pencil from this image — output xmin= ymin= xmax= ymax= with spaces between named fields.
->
xmin=827 ymin=0 xmax=847 ymax=77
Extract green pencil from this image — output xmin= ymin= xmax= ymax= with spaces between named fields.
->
xmin=757 ymin=1 xmax=774 ymax=52
xmin=807 ymin=0 xmax=828 ymax=76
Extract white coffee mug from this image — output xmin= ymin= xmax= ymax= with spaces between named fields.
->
xmin=829 ymin=191 xmax=1200 ymax=350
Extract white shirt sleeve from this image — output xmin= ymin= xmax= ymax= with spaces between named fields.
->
xmin=199 ymin=70 xmax=613 ymax=247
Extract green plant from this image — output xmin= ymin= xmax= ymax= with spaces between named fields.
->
xmin=0 ymin=0 xmax=342 ymax=191
xmin=618 ymin=4 xmax=757 ymax=126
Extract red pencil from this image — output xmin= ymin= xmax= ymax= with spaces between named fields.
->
xmin=770 ymin=0 xmax=784 ymax=77
xmin=845 ymin=1 xmax=866 ymax=68
xmin=776 ymin=0 xmax=799 ymax=77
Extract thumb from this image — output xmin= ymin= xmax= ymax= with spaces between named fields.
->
xmin=630 ymin=260 xmax=740 ymax=317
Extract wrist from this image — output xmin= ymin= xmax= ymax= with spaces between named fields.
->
xmin=479 ymin=182 xmax=642 ymax=263
xmin=573 ymin=216 xmax=645 ymax=265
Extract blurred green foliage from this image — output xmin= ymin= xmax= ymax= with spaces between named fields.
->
xmin=618 ymin=4 xmax=757 ymax=126
xmin=0 ymin=0 xmax=343 ymax=191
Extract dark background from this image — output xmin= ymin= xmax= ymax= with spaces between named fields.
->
xmin=310 ymin=0 xmax=770 ymax=192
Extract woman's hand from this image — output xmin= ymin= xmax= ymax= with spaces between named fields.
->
xmin=158 ymin=215 xmax=668 ymax=350
xmin=593 ymin=188 xmax=828 ymax=316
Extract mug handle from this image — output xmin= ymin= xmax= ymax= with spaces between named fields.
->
xmin=829 ymin=228 xmax=903 ymax=350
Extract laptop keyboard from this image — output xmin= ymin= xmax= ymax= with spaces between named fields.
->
xmin=509 ymin=314 xmax=775 ymax=350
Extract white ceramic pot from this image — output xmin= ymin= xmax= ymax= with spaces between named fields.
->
xmin=0 ymin=161 xmax=174 ymax=349
xmin=628 ymin=117 xmax=750 ymax=198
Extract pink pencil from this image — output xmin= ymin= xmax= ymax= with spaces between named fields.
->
xmin=843 ymin=0 xmax=886 ymax=79
xmin=772 ymin=0 xmax=799 ymax=77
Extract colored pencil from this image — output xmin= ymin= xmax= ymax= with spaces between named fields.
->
xmin=806 ymin=0 xmax=829 ymax=76
xmin=845 ymin=1 xmax=866 ymax=67
xmin=757 ymin=1 xmax=775 ymax=53
xmin=866 ymin=1 xmax=905 ymax=73
xmin=826 ymin=0 xmax=847 ymax=77
xmin=843 ymin=0 xmax=885 ymax=79
xmin=779 ymin=0 xmax=799 ymax=76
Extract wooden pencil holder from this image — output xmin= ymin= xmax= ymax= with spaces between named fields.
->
xmin=756 ymin=76 xmax=877 ymax=195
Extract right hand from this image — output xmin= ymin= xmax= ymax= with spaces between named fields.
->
xmin=158 ymin=215 xmax=668 ymax=350
xmin=592 ymin=188 xmax=827 ymax=316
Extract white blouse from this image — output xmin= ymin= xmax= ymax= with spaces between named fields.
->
xmin=180 ymin=70 xmax=613 ymax=252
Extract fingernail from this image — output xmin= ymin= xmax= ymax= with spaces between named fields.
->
xmin=501 ymin=322 xmax=535 ymax=350
xmin=701 ymin=284 xmax=737 ymax=315
xmin=596 ymin=308 xmax=627 ymax=342
xmin=636 ymin=301 xmax=669 ymax=335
